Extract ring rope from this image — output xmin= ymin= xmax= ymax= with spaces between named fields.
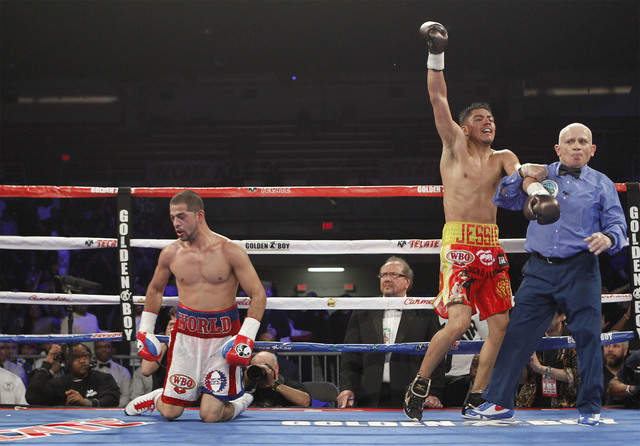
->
xmin=0 ymin=331 xmax=633 ymax=355
xmin=0 ymin=183 xmax=632 ymax=199
xmin=0 ymin=291 xmax=631 ymax=307
xmin=0 ymin=235 xmax=530 ymax=254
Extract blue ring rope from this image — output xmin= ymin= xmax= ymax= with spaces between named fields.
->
xmin=0 ymin=331 xmax=633 ymax=355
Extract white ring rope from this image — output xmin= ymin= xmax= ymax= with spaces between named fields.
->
xmin=0 ymin=235 xmax=630 ymax=306
xmin=0 ymin=291 xmax=631 ymax=307
xmin=0 ymin=235 xmax=530 ymax=254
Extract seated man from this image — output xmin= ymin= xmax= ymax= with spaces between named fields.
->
xmin=25 ymin=343 xmax=120 ymax=407
xmin=245 ymin=351 xmax=310 ymax=407
xmin=94 ymin=341 xmax=132 ymax=407
xmin=0 ymin=367 xmax=28 ymax=405
xmin=606 ymin=348 xmax=639 ymax=408
xmin=515 ymin=308 xmax=579 ymax=408
xmin=338 ymin=257 xmax=445 ymax=408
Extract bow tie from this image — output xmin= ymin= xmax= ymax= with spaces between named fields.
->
xmin=558 ymin=164 xmax=581 ymax=179
xmin=97 ymin=362 xmax=111 ymax=368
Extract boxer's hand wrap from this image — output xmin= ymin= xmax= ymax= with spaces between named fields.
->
xmin=137 ymin=311 xmax=162 ymax=362
xmin=518 ymin=163 xmax=548 ymax=182
xmin=225 ymin=317 xmax=260 ymax=367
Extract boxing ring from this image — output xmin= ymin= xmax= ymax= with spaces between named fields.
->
xmin=1 ymin=184 xmax=639 ymax=443
xmin=1 ymin=407 xmax=639 ymax=444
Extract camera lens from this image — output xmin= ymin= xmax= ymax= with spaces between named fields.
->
xmin=247 ymin=365 xmax=266 ymax=381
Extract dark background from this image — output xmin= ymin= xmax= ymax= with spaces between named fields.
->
xmin=0 ymin=0 xmax=638 ymax=298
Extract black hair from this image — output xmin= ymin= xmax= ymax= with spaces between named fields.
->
xmin=458 ymin=102 xmax=493 ymax=126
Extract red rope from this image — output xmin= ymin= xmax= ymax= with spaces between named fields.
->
xmin=0 ymin=183 xmax=633 ymax=198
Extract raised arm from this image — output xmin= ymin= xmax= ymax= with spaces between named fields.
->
xmin=421 ymin=22 xmax=463 ymax=152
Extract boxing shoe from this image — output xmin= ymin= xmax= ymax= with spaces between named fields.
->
xmin=125 ymin=388 xmax=163 ymax=416
xmin=463 ymin=402 xmax=514 ymax=420
xmin=403 ymin=374 xmax=431 ymax=421
xmin=461 ymin=391 xmax=485 ymax=418
xmin=577 ymin=413 xmax=600 ymax=426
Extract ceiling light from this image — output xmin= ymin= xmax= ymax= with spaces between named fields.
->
xmin=307 ymin=267 xmax=345 ymax=273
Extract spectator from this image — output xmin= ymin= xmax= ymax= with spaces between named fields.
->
xmin=23 ymin=305 xmax=61 ymax=335
xmin=17 ymin=343 xmax=40 ymax=381
xmin=515 ymin=308 xmax=579 ymax=408
xmin=0 ymin=367 xmax=27 ymax=405
xmin=606 ymin=349 xmax=640 ymax=408
xmin=337 ymin=257 xmax=445 ymax=409
xmin=0 ymin=342 xmax=27 ymax=386
xmin=26 ymin=343 xmax=119 ymax=407
xmin=603 ymin=341 xmax=629 ymax=405
xmin=244 ymin=351 xmax=310 ymax=408
xmin=60 ymin=305 xmax=102 ymax=335
xmin=94 ymin=341 xmax=132 ymax=407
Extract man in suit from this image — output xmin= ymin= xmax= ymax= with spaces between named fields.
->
xmin=337 ymin=257 xmax=445 ymax=408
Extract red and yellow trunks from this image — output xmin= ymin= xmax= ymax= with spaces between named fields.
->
xmin=433 ymin=222 xmax=513 ymax=320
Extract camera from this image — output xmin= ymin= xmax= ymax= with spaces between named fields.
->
xmin=622 ymin=365 xmax=640 ymax=386
xmin=246 ymin=364 xmax=267 ymax=382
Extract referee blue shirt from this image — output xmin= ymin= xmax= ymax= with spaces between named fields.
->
xmin=493 ymin=161 xmax=627 ymax=257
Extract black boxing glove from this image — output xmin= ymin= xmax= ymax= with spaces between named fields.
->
xmin=419 ymin=21 xmax=448 ymax=71
xmin=523 ymin=194 xmax=561 ymax=225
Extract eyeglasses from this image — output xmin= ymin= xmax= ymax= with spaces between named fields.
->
xmin=377 ymin=272 xmax=407 ymax=279
xmin=72 ymin=353 xmax=91 ymax=362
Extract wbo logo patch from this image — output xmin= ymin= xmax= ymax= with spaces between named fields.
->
xmin=542 ymin=179 xmax=559 ymax=197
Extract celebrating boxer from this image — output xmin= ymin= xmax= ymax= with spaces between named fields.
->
xmin=403 ymin=21 xmax=551 ymax=421
xmin=466 ymin=123 xmax=627 ymax=425
xmin=125 ymin=190 xmax=266 ymax=422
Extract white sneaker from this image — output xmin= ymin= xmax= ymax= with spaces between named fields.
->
xmin=125 ymin=389 xmax=163 ymax=416
xmin=577 ymin=413 xmax=600 ymax=426
xmin=463 ymin=401 xmax=514 ymax=420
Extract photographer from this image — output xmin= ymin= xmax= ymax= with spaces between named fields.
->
xmin=244 ymin=351 xmax=310 ymax=408
xmin=606 ymin=350 xmax=640 ymax=408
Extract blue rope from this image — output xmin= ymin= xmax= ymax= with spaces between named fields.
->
xmin=1 ymin=331 xmax=633 ymax=355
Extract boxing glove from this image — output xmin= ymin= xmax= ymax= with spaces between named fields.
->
xmin=137 ymin=311 xmax=162 ymax=362
xmin=419 ymin=21 xmax=448 ymax=71
xmin=523 ymin=194 xmax=561 ymax=225
xmin=225 ymin=317 xmax=260 ymax=367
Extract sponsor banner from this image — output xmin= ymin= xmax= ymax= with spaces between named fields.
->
xmin=625 ymin=182 xmax=640 ymax=339
xmin=0 ymin=236 xmax=121 ymax=250
xmin=280 ymin=418 xmax=618 ymax=427
xmin=0 ymin=418 xmax=151 ymax=441
xmin=117 ymin=188 xmax=136 ymax=341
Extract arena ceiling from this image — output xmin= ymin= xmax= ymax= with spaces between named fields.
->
xmin=1 ymin=0 xmax=638 ymax=81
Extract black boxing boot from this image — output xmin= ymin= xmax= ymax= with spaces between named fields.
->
xmin=403 ymin=374 xmax=431 ymax=421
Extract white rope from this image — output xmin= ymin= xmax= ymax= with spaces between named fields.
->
xmin=0 ymin=291 xmax=631 ymax=308
xmin=0 ymin=235 xmax=528 ymax=254
xmin=0 ymin=292 xmax=433 ymax=309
